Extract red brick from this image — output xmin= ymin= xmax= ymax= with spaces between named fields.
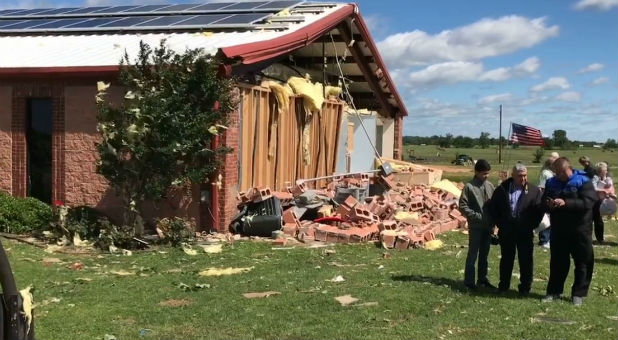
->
xmin=395 ymin=235 xmax=410 ymax=250
xmin=423 ymin=230 xmax=435 ymax=242
xmin=282 ymin=223 xmax=298 ymax=237
xmin=282 ymin=209 xmax=299 ymax=225
xmin=271 ymin=238 xmax=287 ymax=246
xmin=380 ymin=231 xmax=397 ymax=248
xmin=379 ymin=220 xmax=397 ymax=231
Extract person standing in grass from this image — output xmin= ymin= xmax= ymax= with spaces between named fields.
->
xmin=542 ymin=157 xmax=597 ymax=306
xmin=591 ymin=162 xmax=616 ymax=243
xmin=486 ymin=164 xmax=544 ymax=296
xmin=537 ymin=152 xmax=559 ymax=248
xmin=459 ymin=159 xmax=496 ymax=290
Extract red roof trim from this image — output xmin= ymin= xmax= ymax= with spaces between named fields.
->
xmin=351 ymin=12 xmax=408 ymax=117
xmin=221 ymin=5 xmax=355 ymax=64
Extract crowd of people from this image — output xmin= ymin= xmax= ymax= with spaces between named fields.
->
xmin=459 ymin=154 xmax=616 ymax=306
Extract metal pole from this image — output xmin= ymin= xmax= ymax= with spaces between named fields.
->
xmin=498 ymin=105 xmax=502 ymax=164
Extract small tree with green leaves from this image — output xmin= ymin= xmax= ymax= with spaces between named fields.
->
xmin=532 ymin=147 xmax=544 ymax=163
xmin=603 ymin=138 xmax=617 ymax=150
xmin=478 ymin=132 xmax=490 ymax=149
xmin=95 ymin=40 xmax=236 ymax=234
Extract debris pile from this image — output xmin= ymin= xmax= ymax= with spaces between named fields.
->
xmin=231 ymin=172 xmax=467 ymax=250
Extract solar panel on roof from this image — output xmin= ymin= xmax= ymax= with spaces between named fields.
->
xmin=98 ymin=16 xmax=158 ymax=27
xmin=64 ymin=7 xmax=110 ymax=15
xmin=187 ymin=3 xmax=236 ymax=11
xmin=257 ymin=1 xmax=304 ymax=10
xmin=214 ymin=13 xmax=269 ymax=24
xmin=122 ymin=5 xmax=171 ymax=13
xmin=1 ymin=19 xmax=58 ymax=29
xmin=134 ymin=15 xmax=194 ymax=27
xmin=0 ymin=20 xmax=24 ymax=28
xmin=7 ymin=8 xmax=52 ymax=16
xmin=170 ymin=14 xmax=231 ymax=27
xmin=224 ymin=2 xmax=270 ymax=10
xmin=64 ymin=17 xmax=123 ymax=28
xmin=30 ymin=18 xmax=88 ymax=29
xmin=93 ymin=6 xmax=140 ymax=14
xmin=156 ymin=4 xmax=200 ymax=12
xmin=34 ymin=8 xmax=79 ymax=15
xmin=0 ymin=10 xmax=20 ymax=15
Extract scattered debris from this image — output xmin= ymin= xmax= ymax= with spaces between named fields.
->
xmin=177 ymin=282 xmax=210 ymax=291
xmin=103 ymin=334 xmax=117 ymax=340
xmin=424 ymin=239 xmax=444 ymax=250
xmin=334 ymin=295 xmax=359 ymax=306
xmin=328 ymin=275 xmax=346 ymax=283
xmin=242 ymin=291 xmax=281 ymax=299
xmin=19 ymin=285 xmax=33 ymax=334
xmin=198 ymin=267 xmax=254 ymax=277
xmin=182 ymin=243 xmax=198 ymax=256
xmin=199 ymin=244 xmax=223 ymax=254
xmin=68 ymin=262 xmax=84 ymax=270
xmin=158 ymin=298 xmax=191 ymax=307
xmin=109 ymin=270 xmax=135 ymax=276
xmin=531 ymin=316 xmax=576 ymax=325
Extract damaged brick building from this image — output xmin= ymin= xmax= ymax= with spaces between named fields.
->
xmin=0 ymin=1 xmax=408 ymax=231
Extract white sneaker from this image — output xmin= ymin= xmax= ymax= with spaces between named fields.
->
xmin=542 ymin=243 xmax=550 ymax=249
xmin=542 ymin=294 xmax=559 ymax=303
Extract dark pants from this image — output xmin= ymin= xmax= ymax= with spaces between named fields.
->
xmin=546 ymin=227 xmax=594 ymax=297
xmin=538 ymin=227 xmax=551 ymax=245
xmin=464 ymin=227 xmax=491 ymax=285
xmin=498 ymin=229 xmax=533 ymax=293
xmin=593 ymin=200 xmax=604 ymax=242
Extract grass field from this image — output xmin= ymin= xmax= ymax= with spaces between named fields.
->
xmin=5 ymin=149 xmax=617 ymax=339
xmin=6 ymin=227 xmax=618 ymax=339
xmin=404 ymin=145 xmax=618 ymax=185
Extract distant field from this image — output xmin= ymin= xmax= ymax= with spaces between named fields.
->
xmin=403 ymin=144 xmax=618 ymax=185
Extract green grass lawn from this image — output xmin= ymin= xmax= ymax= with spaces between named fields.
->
xmin=6 ymin=221 xmax=618 ymax=339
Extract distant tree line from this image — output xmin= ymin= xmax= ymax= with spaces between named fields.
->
xmin=403 ymin=130 xmax=617 ymax=150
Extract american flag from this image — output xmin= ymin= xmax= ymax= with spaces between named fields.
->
xmin=510 ymin=123 xmax=544 ymax=146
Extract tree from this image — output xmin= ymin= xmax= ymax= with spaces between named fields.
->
xmin=478 ymin=132 xmax=490 ymax=149
xmin=553 ymin=129 xmax=569 ymax=148
xmin=532 ymin=147 xmax=544 ymax=163
xmin=438 ymin=133 xmax=453 ymax=148
xmin=95 ymin=40 xmax=236 ymax=233
xmin=603 ymin=138 xmax=617 ymax=149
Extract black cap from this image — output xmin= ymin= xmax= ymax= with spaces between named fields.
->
xmin=475 ymin=159 xmax=491 ymax=172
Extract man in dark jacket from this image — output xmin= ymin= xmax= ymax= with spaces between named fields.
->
xmin=578 ymin=156 xmax=596 ymax=179
xmin=542 ymin=157 xmax=597 ymax=306
xmin=487 ymin=164 xmax=543 ymax=295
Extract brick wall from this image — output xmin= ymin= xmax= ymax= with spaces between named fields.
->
xmin=0 ymin=87 xmax=12 ymax=193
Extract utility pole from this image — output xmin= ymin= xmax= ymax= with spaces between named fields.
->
xmin=498 ymin=105 xmax=502 ymax=164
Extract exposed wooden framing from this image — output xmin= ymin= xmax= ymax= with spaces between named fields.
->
xmin=314 ymin=34 xmax=363 ymax=43
xmin=336 ymin=22 xmax=395 ymax=117
xmin=292 ymin=55 xmax=375 ymax=66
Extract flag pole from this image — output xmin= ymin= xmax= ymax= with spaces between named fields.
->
xmin=498 ymin=105 xmax=503 ymax=164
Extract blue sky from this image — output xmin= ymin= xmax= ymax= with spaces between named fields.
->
xmin=2 ymin=0 xmax=617 ymax=142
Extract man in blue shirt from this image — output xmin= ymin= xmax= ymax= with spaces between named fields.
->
xmin=487 ymin=164 xmax=543 ymax=295
xmin=542 ymin=157 xmax=597 ymax=306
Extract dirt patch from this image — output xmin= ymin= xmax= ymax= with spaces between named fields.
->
xmin=159 ymin=298 xmax=191 ymax=307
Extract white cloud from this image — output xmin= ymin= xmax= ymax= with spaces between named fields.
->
xmin=514 ymin=57 xmax=541 ymax=74
xmin=573 ymin=0 xmax=618 ymax=11
xmin=556 ymin=91 xmax=582 ymax=102
xmin=590 ymin=76 xmax=609 ymax=86
xmin=478 ymin=93 xmax=514 ymax=105
xmin=401 ymin=57 xmax=539 ymax=88
xmin=377 ymin=16 xmax=558 ymax=68
xmin=577 ymin=63 xmax=604 ymax=73
xmin=531 ymin=77 xmax=570 ymax=92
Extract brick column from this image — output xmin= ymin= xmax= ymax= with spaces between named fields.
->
xmin=11 ymin=83 xmax=65 ymax=201
xmin=393 ymin=116 xmax=403 ymax=160
xmin=217 ymin=103 xmax=240 ymax=231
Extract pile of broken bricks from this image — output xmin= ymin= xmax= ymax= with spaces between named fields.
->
xmin=234 ymin=174 xmax=468 ymax=250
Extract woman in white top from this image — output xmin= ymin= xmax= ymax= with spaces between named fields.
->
xmin=591 ymin=162 xmax=616 ymax=243
xmin=536 ymin=157 xmax=556 ymax=247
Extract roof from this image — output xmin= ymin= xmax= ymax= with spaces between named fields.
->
xmin=0 ymin=1 xmax=407 ymax=116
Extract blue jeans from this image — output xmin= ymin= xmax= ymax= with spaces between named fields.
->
xmin=464 ymin=227 xmax=491 ymax=285
xmin=539 ymin=227 xmax=551 ymax=245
